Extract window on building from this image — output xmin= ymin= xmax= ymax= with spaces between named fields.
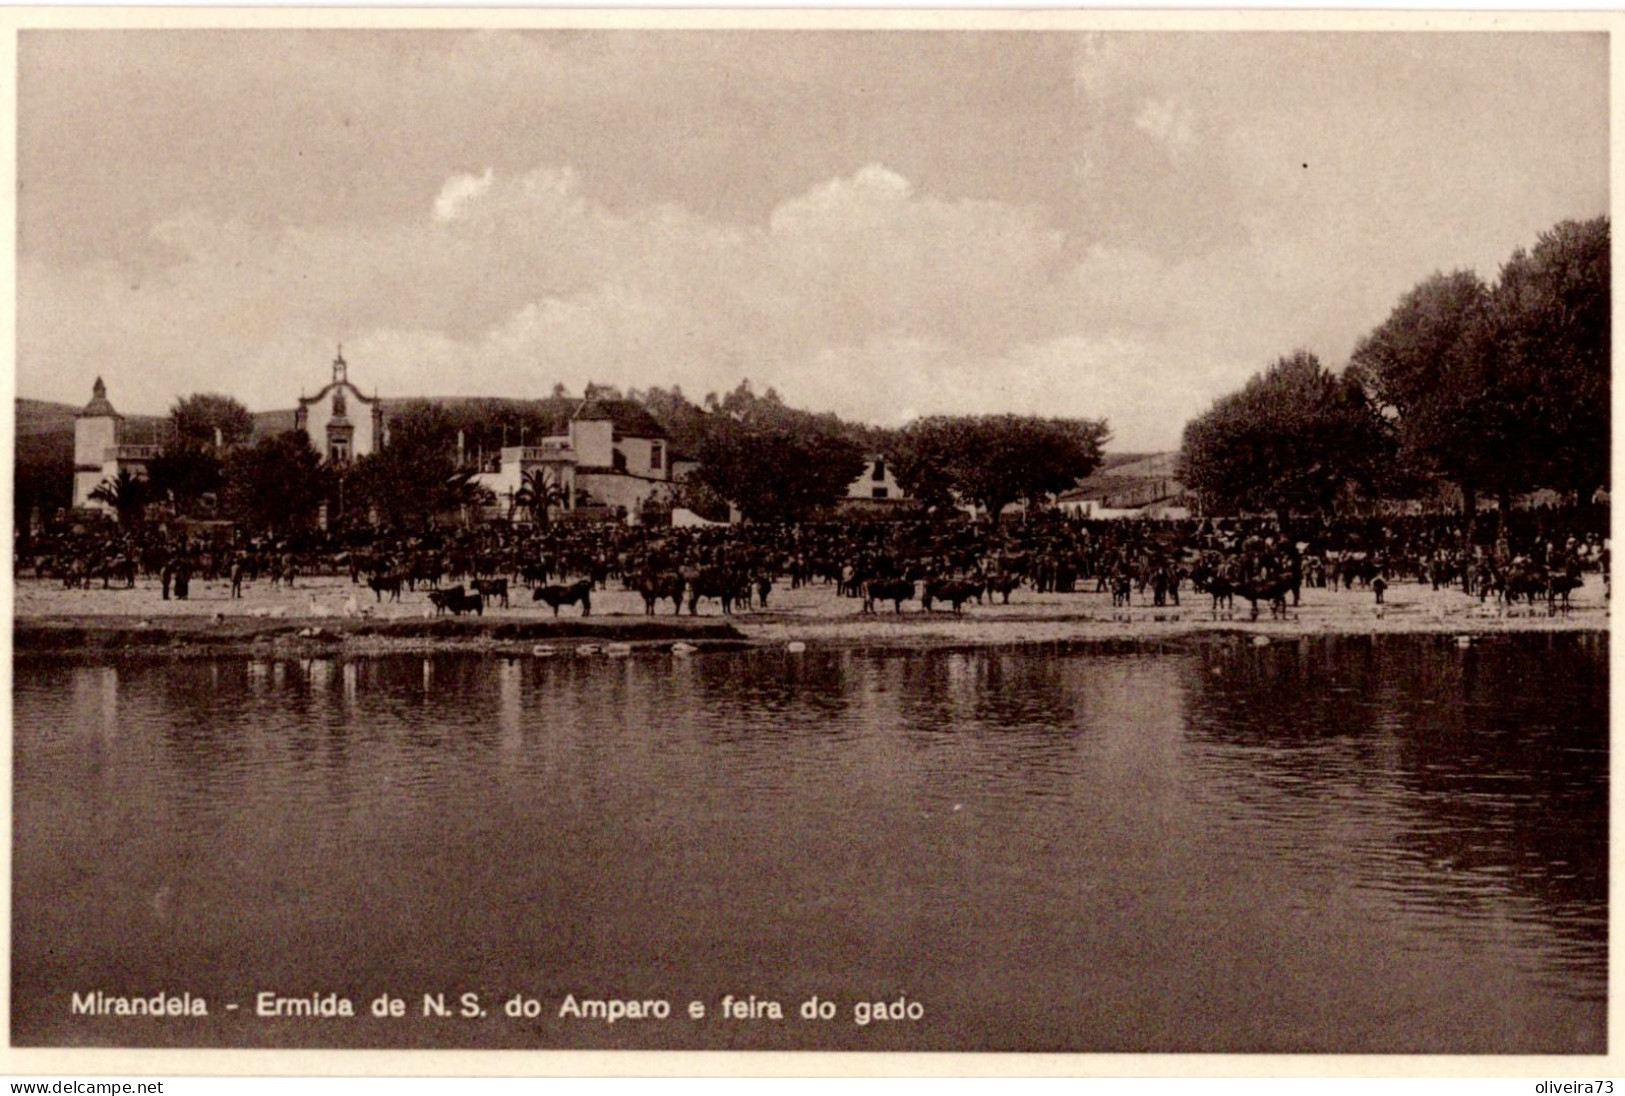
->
xmin=651 ymin=443 xmax=664 ymax=471
xmin=330 ymin=440 xmax=350 ymax=464
xmin=872 ymin=459 xmax=886 ymax=482
xmin=872 ymin=486 xmax=889 ymax=500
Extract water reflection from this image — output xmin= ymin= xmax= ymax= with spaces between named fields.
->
xmin=12 ymin=635 xmax=1605 ymax=1053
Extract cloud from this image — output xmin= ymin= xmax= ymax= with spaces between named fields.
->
xmin=432 ymin=168 xmax=495 ymax=223
xmin=13 ymin=159 xmax=1307 ymax=451
xmin=1133 ymin=97 xmax=1196 ymax=153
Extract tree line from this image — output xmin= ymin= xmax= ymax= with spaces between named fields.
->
xmin=78 ymin=382 xmax=1110 ymax=536
xmin=1180 ymin=217 xmax=1609 ymax=519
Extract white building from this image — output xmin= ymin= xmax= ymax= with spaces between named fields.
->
xmin=1055 ymin=452 xmax=1190 ymax=519
xmin=471 ymin=397 xmax=679 ymax=524
xmin=293 ymin=348 xmax=385 ymax=465
xmin=846 ymin=455 xmax=904 ymax=503
xmin=73 ymin=377 xmax=158 ymax=514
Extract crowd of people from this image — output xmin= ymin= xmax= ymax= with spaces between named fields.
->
xmin=15 ymin=504 xmax=1609 ymax=618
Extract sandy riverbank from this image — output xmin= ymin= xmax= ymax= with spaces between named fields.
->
xmin=11 ymin=569 xmax=1609 ymax=657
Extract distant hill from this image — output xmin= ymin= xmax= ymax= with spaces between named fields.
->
xmin=16 ymin=397 xmax=165 ymax=438
xmin=252 ymin=409 xmax=298 ymax=439
xmin=1098 ymin=452 xmax=1156 ymax=473
xmin=16 ymin=398 xmax=79 ymax=438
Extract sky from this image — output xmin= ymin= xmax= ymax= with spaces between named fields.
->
xmin=16 ymin=26 xmax=1609 ymax=452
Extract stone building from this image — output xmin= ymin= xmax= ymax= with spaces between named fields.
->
xmin=293 ymin=348 xmax=385 ymax=465
xmin=472 ymin=397 xmax=678 ymax=523
xmin=72 ymin=377 xmax=158 ymax=513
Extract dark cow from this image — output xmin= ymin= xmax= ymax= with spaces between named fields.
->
xmin=1501 ymin=562 xmax=1547 ymax=605
xmin=102 ymin=556 xmax=138 ymax=589
xmin=985 ymin=573 xmax=1022 ymax=605
xmin=862 ymin=577 xmax=916 ymax=614
xmin=1236 ymin=574 xmax=1294 ymax=621
xmin=534 ymin=579 xmax=593 ymax=617
xmin=686 ymin=568 xmax=750 ymax=615
xmin=410 ymin=556 xmax=445 ymax=591
xmin=368 ymin=572 xmax=404 ymax=602
xmin=473 ymin=578 xmax=510 ymax=609
xmin=1547 ymin=570 xmax=1583 ymax=613
xmin=1190 ymin=563 xmax=1236 ymax=614
xmin=922 ymin=578 xmax=982 ymax=615
xmin=636 ymin=572 xmax=686 ymax=616
xmin=427 ymin=585 xmax=484 ymax=616
xmin=1201 ymin=575 xmax=1236 ymax=614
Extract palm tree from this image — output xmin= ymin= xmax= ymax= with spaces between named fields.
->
xmin=443 ymin=468 xmax=497 ymax=526
xmin=512 ymin=468 xmax=568 ymax=527
xmin=88 ymin=469 xmax=149 ymax=529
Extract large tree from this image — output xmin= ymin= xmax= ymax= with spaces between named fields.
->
xmin=1351 ymin=218 xmax=1610 ymax=511
xmin=146 ymin=445 xmax=224 ymax=514
xmin=350 ymin=402 xmax=491 ymax=529
xmin=1180 ymin=350 xmax=1390 ymax=521
xmin=1350 ymin=269 xmax=1518 ymax=514
xmin=1487 ymin=217 xmax=1609 ymax=497
xmin=891 ymin=414 xmax=1110 ymax=523
xmin=170 ymin=392 xmax=254 ymax=450
xmin=693 ymin=380 xmax=867 ymax=522
xmin=220 ymin=430 xmax=331 ymax=534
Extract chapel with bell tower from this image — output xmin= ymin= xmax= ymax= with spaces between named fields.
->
xmin=293 ymin=346 xmax=385 ymax=463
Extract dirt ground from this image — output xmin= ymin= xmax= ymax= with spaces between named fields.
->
xmin=11 ymin=567 xmax=1609 ymax=654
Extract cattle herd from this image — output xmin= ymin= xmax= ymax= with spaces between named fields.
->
xmin=16 ymin=506 xmax=1609 ymax=621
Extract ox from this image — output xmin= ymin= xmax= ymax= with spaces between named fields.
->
xmin=535 ymin=580 xmax=593 ymax=617
xmin=636 ymin=572 xmax=686 ymax=616
xmin=686 ymin=568 xmax=750 ymax=615
xmin=428 ymin=585 xmax=484 ymax=616
xmin=862 ymin=577 xmax=916 ymax=615
xmin=473 ymin=578 xmax=510 ymax=609
xmin=922 ymin=578 xmax=981 ymax=615
xmin=368 ymin=572 xmax=404 ymax=603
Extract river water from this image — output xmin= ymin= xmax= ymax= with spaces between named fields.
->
xmin=13 ymin=633 xmax=1606 ymax=1052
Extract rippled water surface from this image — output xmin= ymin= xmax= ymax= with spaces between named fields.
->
xmin=13 ymin=634 xmax=1607 ymax=1052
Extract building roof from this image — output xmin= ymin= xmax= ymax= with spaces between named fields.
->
xmin=296 ymin=380 xmax=381 ymax=410
xmin=76 ymin=377 xmax=122 ymax=419
xmin=571 ymin=397 xmax=669 ymax=439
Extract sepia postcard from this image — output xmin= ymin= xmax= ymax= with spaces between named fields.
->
xmin=3 ymin=6 xmax=1617 ymax=1079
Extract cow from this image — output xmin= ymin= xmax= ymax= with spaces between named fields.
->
xmin=1501 ymin=561 xmax=1547 ymax=606
xmin=922 ymin=578 xmax=981 ymax=615
xmin=427 ymin=585 xmax=483 ymax=616
xmin=686 ymin=567 xmax=750 ymax=615
xmin=473 ymin=577 xmax=510 ymax=609
xmin=985 ymin=573 xmax=1022 ymax=605
xmin=1547 ymin=569 xmax=1583 ymax=614
xmin=409 ymin=555 xmax=445 ymax=591
xmin=1236 ymin=574 xmax=1294 ymax=621
xmin=367 ymin=572 xmax=404 ymax=602
xmin=534 ymin=579 xmax=593 ymax=617
xmin=862 ymin=577 xmax=916 ymax=614
xmin=636 ymin=571 xmax=686 ymax=616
